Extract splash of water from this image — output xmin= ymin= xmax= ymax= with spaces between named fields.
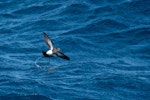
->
xmin=35 ymin=56 xmax=58 ymax=73
xmin=35 ymin=56 xmax=43 ymax=68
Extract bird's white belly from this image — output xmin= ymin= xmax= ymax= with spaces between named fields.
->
xmin=46 ymin=50 xmax=53 ymax=55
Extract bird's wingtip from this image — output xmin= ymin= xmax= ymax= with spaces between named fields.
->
xmin=67 ymin=57 xmax=70 ymax=61
xmin=65 ymin=56 xmax=70 ymax=61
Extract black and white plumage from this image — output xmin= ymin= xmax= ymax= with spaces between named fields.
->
xmin=42 ymin=32 xmax=70 ymax=60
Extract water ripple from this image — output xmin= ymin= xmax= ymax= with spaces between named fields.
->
xmin=0 ymin=0 xmax=150 ymax=100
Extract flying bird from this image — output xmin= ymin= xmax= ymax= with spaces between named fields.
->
xmin=42 ymin=32 xmax=70 ymax=60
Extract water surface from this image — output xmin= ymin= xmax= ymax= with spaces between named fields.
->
xmin=0 ymin=0 xmax=150 ymax=100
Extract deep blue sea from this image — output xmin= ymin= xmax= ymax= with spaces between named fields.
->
xmin=0 ymin=0 xmax=150 ymax=100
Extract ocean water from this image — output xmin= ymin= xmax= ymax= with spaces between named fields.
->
xmin=0 ymin=0 xmax=150 ymax=100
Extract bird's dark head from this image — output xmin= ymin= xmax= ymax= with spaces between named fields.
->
xmin=42 ymin=51 xmax=49 ymax=57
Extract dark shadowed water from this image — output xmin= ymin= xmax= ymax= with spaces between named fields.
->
xmin=0 ymin=0 xmax=150 ymax=100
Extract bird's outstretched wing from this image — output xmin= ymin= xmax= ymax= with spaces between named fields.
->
xmin=43 ymin=32 xmax=54 ymax=50
xmin=56 ymin=52 xmax=70 ymax=60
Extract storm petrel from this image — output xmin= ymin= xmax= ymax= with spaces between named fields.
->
xmin=42 ymin=32 xmax=70 ymax=60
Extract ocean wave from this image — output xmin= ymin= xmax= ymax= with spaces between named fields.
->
xmin=0 ymin=0 xmax=150 ymax=100
xmin=0 ymin=94 xmax=51 ymax=100
xmin=13 ymin=4 xmax=61 ymax=15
